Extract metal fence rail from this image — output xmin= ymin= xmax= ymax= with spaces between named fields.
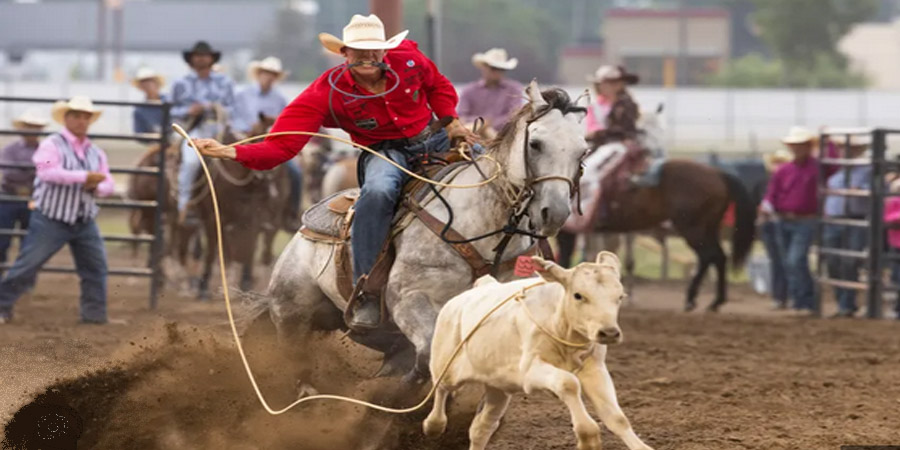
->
xmin=0 ymin=96 xmax=170 ymax=309
xmin=814 ymin=127 xmax=900 ymax=319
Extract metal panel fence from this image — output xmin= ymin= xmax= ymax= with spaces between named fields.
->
xmin=0 ymin=96 xmax=170 ymax=309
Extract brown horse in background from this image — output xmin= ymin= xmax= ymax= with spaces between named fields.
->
xmin=191 ymin=111 xmax=282 ymax=299
xmin=557 ymin=159 xmax=757 ymax=312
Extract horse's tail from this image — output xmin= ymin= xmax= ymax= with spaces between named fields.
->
xmin=721 ymin=171 xmax=757 ymax=270
xmin=235 ymin=290 xmax=274 ymax=335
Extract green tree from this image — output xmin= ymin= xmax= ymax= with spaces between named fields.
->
xmin=751 ymin=0 xmax=878 ymax=76
xmin=708 ymin=52 xmax=868 ymax=88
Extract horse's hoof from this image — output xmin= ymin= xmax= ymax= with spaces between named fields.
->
xmin=684 ymin=302 xmax=697 ymax=313
xmin=197 ymin=291 xmax=211 ymax=302
xmin=706 ymin=304 xmax=721 ymax=313
xmin=401 ymin=369 xmax=428 ymax=386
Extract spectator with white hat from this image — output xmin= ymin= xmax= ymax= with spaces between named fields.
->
xmin=0 ymin=109 xmax=49 ymax=272
xmin=130 ymin=67 xmax=168 ymax=135
xmin=760 ymin=126 xmax=826 ymax=315
xmin=0 ymin=96 xmax=115 ymax=325
xmin=457 ymin=48 xmax=523 ymax=133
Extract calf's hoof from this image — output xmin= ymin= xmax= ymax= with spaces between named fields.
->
xmin=422 ymin=416 xmax=447 ymax=437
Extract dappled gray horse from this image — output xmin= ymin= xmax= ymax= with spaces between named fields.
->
xmin=248 ymin=83 xmax=589 ymax=388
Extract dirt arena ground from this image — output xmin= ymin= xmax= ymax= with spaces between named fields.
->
xmin=2 ymin=247 xmax=900 ymax=449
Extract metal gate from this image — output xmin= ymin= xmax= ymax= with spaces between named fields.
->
xmin=0 ymin=96 xmax=170 ymax=309
xmin=815 ymin=127 xmax=900 ymax=319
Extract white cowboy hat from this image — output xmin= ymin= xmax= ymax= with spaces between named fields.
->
xmin=781 ymin=126 xmax=816 ymax=144
xmin=318 ymin=14 xmax=409 ymax=55
xmin=471 ymin=48 xmax=518 ymax=71
xmin=248 ymin=56 xmax=289 ymax=82
xmin=586 ymin=65 xmax=639 ymax=84
xmin=51 ymin=96 xmax=102 ymax=125
xmin=130 ymin=67 xmax=165 ymax=89
xmin=11 ymin=108 xmax=49 ymax=128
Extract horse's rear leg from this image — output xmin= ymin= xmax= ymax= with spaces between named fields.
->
xmin=707 ymin=241 xmax=728 ymax=312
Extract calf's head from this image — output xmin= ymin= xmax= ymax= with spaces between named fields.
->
xmin=532 ymin=252 xmax=625 ymax=345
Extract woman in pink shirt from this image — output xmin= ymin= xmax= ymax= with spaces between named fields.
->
xmin=584 ymin=65 xmax=640 ymax=150
xmin=884 ymin=177 xmax=900 ymax=319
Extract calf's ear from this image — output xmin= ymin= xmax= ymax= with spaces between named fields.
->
xmin=531 ymin=256 xmax=571 ymax=285
xmin=595 ymin=251 xmax=621 ymax=276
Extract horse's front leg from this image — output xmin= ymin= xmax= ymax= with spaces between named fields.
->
xmin=390 ymin=288 xmax=437 ymax=386
xmin=577 ymin=353 xmax=654 ymax=450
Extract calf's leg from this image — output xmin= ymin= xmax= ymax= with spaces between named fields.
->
xmin=524 ymin=359 xmax=600 ymax=450
xmin=578 ymin=356 xmax=654 ymax=450
xmin=423 ymin=385 xmax=451 ymax=437
xmin=467 ymin=386 xmax=511 ymax=450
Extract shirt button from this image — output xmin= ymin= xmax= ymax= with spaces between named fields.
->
xmin=393 ymin=117 xmax=399 ymax=121
xmin=385 ymin=101 xmax=390 ymax=105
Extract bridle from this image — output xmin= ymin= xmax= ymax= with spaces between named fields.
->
xmin=428 ymin=101 xmax=586 ymax=274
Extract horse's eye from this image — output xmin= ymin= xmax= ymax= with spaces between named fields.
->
xmin=573 ymin=293 xmax=584 ymax=301
xmin=529 ymin=140 xmax=543 ymax=152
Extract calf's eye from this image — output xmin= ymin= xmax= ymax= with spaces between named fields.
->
xmin=573 ymin=293 xmax=584 ymax=301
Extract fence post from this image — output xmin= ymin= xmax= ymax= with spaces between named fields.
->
xmin=148 ymin=103 xmax=170 ymax=310
xmin=868 ymin=129 xmax=886 ymax=319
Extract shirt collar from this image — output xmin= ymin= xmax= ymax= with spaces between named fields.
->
xmin=60 ymin=127 xmax=90 ymax=149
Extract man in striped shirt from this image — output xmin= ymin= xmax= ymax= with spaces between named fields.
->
xmin=0 ymin=96 xmax=114 ymax=325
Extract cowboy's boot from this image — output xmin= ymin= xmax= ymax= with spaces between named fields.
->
xmin=348 ymin=292 xmax=381 ymax=330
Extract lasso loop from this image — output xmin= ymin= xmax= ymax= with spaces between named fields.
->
xmin=171 ymin=123 xmax=563 ymax=417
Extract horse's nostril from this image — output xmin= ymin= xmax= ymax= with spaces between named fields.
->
xmin=541 ymin=207 xmax=550 ymax=223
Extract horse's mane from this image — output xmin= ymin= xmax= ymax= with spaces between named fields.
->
xmin=487 ymin=88 xmax=586 ymax=157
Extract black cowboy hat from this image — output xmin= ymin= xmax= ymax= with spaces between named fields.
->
xmin=182 ymin=41 xmax=221 ymax=65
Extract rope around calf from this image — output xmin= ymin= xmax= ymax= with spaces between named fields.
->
xmin=172 ymin=123 xmax=581 ymax=417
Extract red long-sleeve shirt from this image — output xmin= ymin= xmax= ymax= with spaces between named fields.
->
xmin=235 ymin=40 xmax=458 ymax=170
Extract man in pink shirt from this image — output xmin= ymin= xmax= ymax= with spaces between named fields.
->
xmin=0 ymin=96 xmax=114 ymax=325
xmin=760 ymin=126 xmax=822 ymax=315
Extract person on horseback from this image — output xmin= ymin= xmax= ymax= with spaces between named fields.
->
xmin=193 ymin=14 xmax=478 ymax=330
xmin=232 ymin=56 xmax=303 ymax=228
xmin=585 ymin=65 xmax=640 ymax=150
xmin=171 ymin=40 xmax=236 ymax=225
xmin=131 ymin=67 xmax=167 ymax=136
xmin=457 ymin=48 xmax=524 ymax=135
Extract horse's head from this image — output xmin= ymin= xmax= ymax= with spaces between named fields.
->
xmin=493 ymin=81 xmax=588 ymax=236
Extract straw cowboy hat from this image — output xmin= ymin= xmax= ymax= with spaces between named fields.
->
xmin=781 ymin=126 xmax=816 ymax=144
xmin=471 ymin=48 xmax=518 ymax=71
xmin=182 ymin=41 xmax=221 ymax=65
xmin=50 ymin=96 xmax=102 ymax=125
xmin=248 ymin=56 xmax=289 ymax=82
xmin=130 ymin=67 xmax=165 ymax=89
xmin=12 ymin=108 xmax=49 ymax=128
xmin=587 ymin=65 xmax=639 ymax=84
xmin=318 ymin=14 xmax=409 ymax=55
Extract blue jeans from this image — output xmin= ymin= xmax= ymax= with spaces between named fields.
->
xmin=776 ymin=219 xmax=817 ymax=310
xmin=759 ymin=220 xmax=788 ymax=305
xmin=351 ymin=130 xmax=449 ymax=282
xmin=0 ymin=202 xmax=31 ymax=266
xmin=0 ymin=211 xmax=107 ymax=321
xmin=822 ymin=223 xmax=866 ymax=312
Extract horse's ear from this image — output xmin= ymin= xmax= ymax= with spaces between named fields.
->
xmin=526 ymin=79 xmax=547 ymax=109
xmin=569 ymin=88 xmax=590 ymax=124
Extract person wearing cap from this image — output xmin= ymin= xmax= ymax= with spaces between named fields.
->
xmin=821 ymin=135 xmax=872 ymax=317
xmin=457 ymin=48 xmax=523 ymax=133
xmin=585 ymin=65 xmax=640 ymax=149
xmin=170 ymin=40 xmax=236 ymax=224
xmin=193 ymin=14 xmax=477 ymax=330
xmin=0 ymin=96 xmax=114 ymax=325
xmin=0 ymin=109 xmax=48 ymax=272
xmin=131 ymin=67 xmax=168 ymax=135
xmin=232 ymin=56 xmax=302 ymax=227
xmin=760 ymin=126 xmax=827 ymax=315
xmin=758 ymin=149 xmax=793 ymax=309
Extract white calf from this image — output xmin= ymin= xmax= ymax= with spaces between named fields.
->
xmin=423 ymin=252 xmax=653 ymax=450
